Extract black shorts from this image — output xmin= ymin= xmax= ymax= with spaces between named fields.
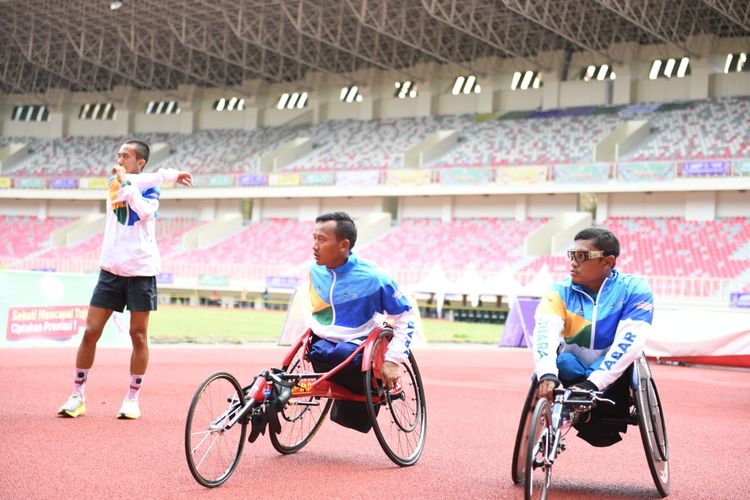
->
xmin=90 ymin=270 xmax=158 ymax=312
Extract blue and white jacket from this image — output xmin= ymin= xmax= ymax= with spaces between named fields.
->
xmin=308 ymin=253 xmax=416 ymax=364
xmin=533 ymin=269 xmax=654 ymax=390
xmin=99 ymin=168 xmax=180 ymax=277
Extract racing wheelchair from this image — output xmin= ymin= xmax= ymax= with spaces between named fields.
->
xmin=511 ymin=354 xmax=670 ymax=499
xmin=184 ymin=324 xmax=427 ymax=488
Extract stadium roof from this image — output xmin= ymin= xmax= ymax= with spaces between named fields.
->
xmin=0 ymin=0 xmax=748 ymax=94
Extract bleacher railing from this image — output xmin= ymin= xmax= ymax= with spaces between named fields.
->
xmin=2 ymin=158 xmax=748 ymax=191
xmin=3 ymin=257 xmax=747 ymax=302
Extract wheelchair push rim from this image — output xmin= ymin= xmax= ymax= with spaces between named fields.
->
xmin=511 ymin=379 xmax=537 ymax=485
xmin=364 ymin=332 xmax=427 ymax=467
xmin=635 ymin=358 xmax=671 ymax=497
xmin=524 ymin=397 xmax=552 ymax=500
xmin=185 ymin=371 xmax=247 ymax=488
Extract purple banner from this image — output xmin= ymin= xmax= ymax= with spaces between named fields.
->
xmin=156 ymin=272 xmax=173 ymax=284
xmin=678 ymin=160 xmax=731 ymax=177
xmin=237 ymin=173 xmax=268 ymax=187
xmin=730 ymin=292 xmax=750 ymax=308
xmin=50 ymin=178 xmax=78 ymax=189
xmin=266 ymin=276 xmax=299 ymax=289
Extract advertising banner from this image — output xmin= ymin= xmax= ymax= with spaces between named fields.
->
xmin=266 ymin=276 xmax=300 ymax=289
xmin=384 ymin=169 xmax=432 ymax=186
xmin=79 ymin=177 xmax=109 ymax=190
xmin=733 ymin=160 xmax=750 ymax=176
xmin=554 ymin=163 xmax=611 ymax=184
xmin=205 ymin=175 xmax=235 ymax=187
xmin=237 ymin=173 xmax=268 ymax=187
xmin=0 ymin=177 xmax=11 ymax=189
xmin=678 ymin=160 xmax=731 ymax=177
xmin=616 ymin=162 xmax=676 ymax=182
xmin=300 ymin=172 xmax=335 ymax=186
xmin=0 ymin=270 xmax=128 ymax=346
xmin=439 ymin=168 xmax=492 ymax=185
xmin=730 ymin=292 xmax=750 ymax=308
xmin=15 ymin=177 xmax=47 ymax=189
xmin=197 ymin=274 xmax=229 ymax=286
xmin=268 ymin=173 xmax=301 ymax=187
xmin=494 ymin=166 xmax=548 ymax=185
xmin=49 ymin=178 xmax=78 ymax=189
xmin=335 ymin=170 xmax=380 ymax=187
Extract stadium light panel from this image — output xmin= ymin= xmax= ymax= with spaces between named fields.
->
xmin=216 ymin=98 xmax=225 ymax=111
xmin=92 ymin=103 xmax=101 ymax=119
xmin=166 ymin=101 xmax=176 ymax=114
xmin=610 ymin=71 xmax=616 ymax=80
xmin=531 ymin=76 xmax=540 ymax=89
xmin=79 ymin=104 xmax=89 ymax=119
xmin=676 ymin=57 xmax=689 ymax=78
xmin=664 ymin=58 xmax=676 ymax=78
xmin=511 ymin=71 xmax=521 ymax=90
xmin=649 ymin=60 xmax=661 ymax=80
xmin=228 ymin=97 xmax=237 ymax=111
xmin=585 ymin=65 xmax=596 ymax=81
xmin=739 ymin=53 xmax=746 ymax=72
xmin=25 ymin=106 xmax=34 ymax=121
xmin=110 ymin=1 xmax=123 ymax=11
xmin=238 ymin=98 xmax=245 ymax=110
xmin=724 ymin=54 xmax=733 ymax=74
xmin=277 ymin=93 xmax=289 ymax=110
xmin=297 ymin=92 xmax=308 ymax=109
xmin=356 ymin=94 xmax=363 ymax=102
xmin=464 ymin=75 xmax=476 ymax=94
xmin=409 ymin=90 xmax=417 ymax=98
xmin=145 ymin=101 xmax=154 ymax=114
xmin=451 ymin=76 xmax=465 ymax=95
xmin=520 ymin=70 xmax=533 ymax=89
xmin=597 ymin=64 xmax=609 ymax=80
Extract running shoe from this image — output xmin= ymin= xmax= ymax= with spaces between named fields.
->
xmin=58 ymin=394 xmax=86 ymax=418
xmin=117 ymin=398 xmax=141 ymax=420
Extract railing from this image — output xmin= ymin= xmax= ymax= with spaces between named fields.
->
xmin=4 ymin=257 xmax=747 ymax=301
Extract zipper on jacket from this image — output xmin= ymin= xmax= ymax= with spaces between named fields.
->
xmin=328 ymin=269 xmax=337 ymax=325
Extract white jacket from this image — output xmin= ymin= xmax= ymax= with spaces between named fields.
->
xmin=98 ymin=168 xmax=180 ymax=277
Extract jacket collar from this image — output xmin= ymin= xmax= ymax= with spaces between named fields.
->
xmin=328 ymin=252 xmax=357 ymax=274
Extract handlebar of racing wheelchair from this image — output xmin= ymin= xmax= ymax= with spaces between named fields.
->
xmin=553 ymin=387 xmax=615 ymax=408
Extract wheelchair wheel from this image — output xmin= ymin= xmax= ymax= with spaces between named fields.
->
xmin=525 ymin=398 xmax=552 ymax=500
xmin=511 ymin=380 xmax=536 ymax=484
xmin=364 ymin=332 xmax=427 ymax=467
xmin=270 ymin=340 xmax=333 ymax=454
xmin=634 ymin=357 xmax=671 ymax=497
xmin=185 ymin=372 xmax=247 ymax=488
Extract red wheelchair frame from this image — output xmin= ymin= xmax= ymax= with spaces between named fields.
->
xmin=184 ymin=324 xmax=427 ymax=488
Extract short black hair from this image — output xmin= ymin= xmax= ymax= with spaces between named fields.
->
xmin=574 ymin=226 xmax=620 ymax=258
xmin=315 ymin=211 xmax=357 ymax=249
xmin=123 ymin=139 xmax=150 ymax=165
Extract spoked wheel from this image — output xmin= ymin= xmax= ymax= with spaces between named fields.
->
xmin=635 ymin=357 xmax=671 ymax=497
xmin=525 ymin=398 xmax=553 ymax=500
xmin=185 ymin=372 xmax=247 ymax=488
xmin=270 ymin=342 xmax=332 ymax=454
xmin=364 ymin=332 xmax=427 ymax=467
xmin=511 ymin=380 xmax=537 ymax=484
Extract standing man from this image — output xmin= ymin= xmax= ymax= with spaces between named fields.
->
xmin=58 ymin=139 xmax=193 ymax=419
xmin=307 ymin=211 xmax=416 ymax=432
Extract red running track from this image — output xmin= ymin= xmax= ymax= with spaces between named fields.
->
xmin=1 ymin=345 xmax=747 ymax=499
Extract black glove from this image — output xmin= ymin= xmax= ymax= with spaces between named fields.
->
xmin=539 ymin=373 xmax=561 ymax=387
xmin=573 ymin=380 xmax=598 ymax=392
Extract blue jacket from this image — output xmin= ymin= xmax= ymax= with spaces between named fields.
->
xmin=309 ymin=253 xmax=415 ymax=364
xmin=533 ymin=269 xmax=654 ymax=389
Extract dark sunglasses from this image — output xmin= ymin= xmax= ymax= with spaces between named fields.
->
xmin=567 ymin=250 xmax=612 ymax=264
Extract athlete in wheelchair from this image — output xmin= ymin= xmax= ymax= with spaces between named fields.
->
xmin=511 ymin=227 xmax=671 ymax=499
xmin=184 ymin=212 xmax=426 ymax=487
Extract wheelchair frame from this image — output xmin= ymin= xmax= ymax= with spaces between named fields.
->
xmin=511 ymin=353 xmax=671 ymax=499
xmin=184 ymin=324 xmax=427 ymax=488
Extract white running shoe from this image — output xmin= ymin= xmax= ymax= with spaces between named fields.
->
xmin=58 ymin=394 xmax=86 ymax=418
xmin=117 ymin=398 xmax=141 ymax=420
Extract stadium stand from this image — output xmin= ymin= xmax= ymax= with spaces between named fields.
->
xmin=517 ymin=216 xmax=750 ymax=280
xmin=1 ymin=97 xmax=748 ymax=176
xmin=0 ymin=216 xmax=73 ymax=258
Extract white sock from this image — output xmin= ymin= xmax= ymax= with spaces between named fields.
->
xmin=73 ymin=368 xmax=89 ymax=398
xmin=127 ymin=374 xmax=144 ymax=400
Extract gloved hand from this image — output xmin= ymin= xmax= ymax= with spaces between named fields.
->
xmin=536 ymin=374 xmax=561 ymax=400
xmin=573 ymin=380 xmax=598 ymax=392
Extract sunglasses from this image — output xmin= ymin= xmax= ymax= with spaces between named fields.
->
xmin=567 ymin=250 xmax=612 ymax=264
